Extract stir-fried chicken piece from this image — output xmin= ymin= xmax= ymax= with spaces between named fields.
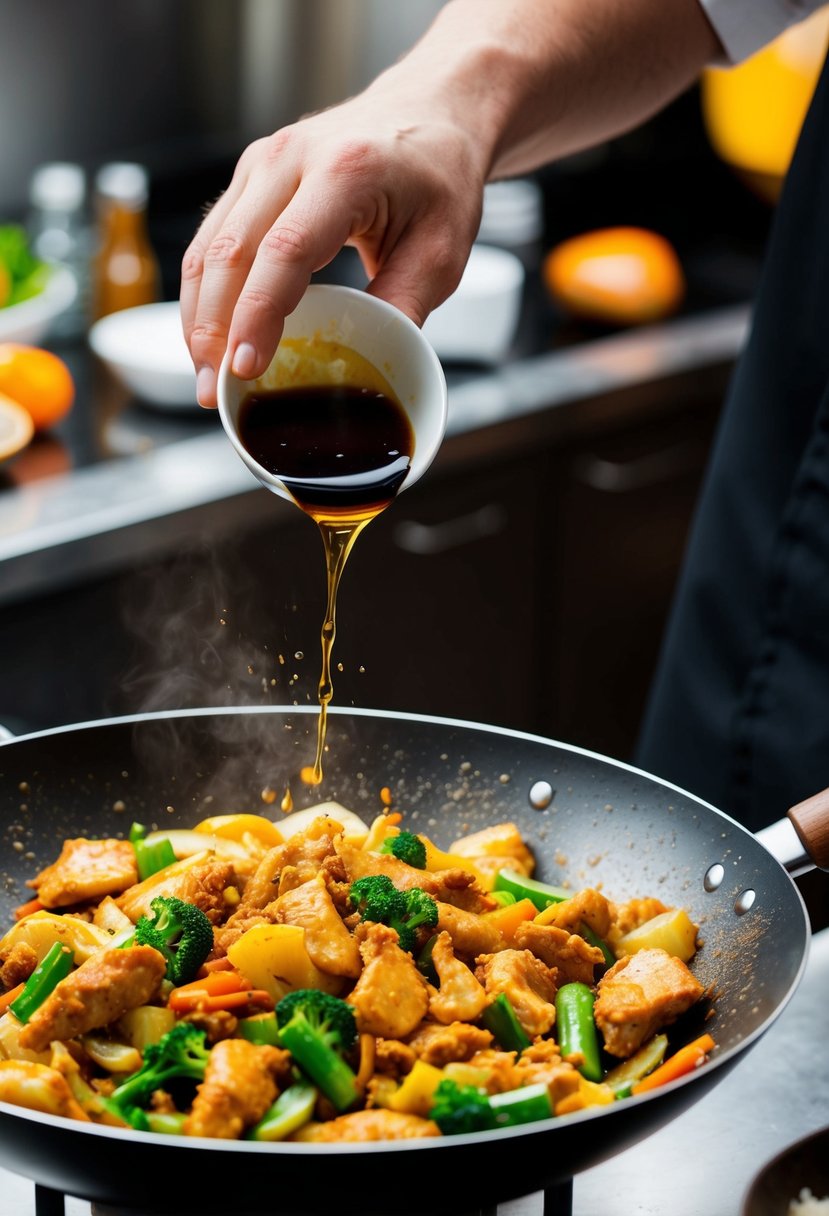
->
xmin=513 ymin=1038 xmax=581 ymax=1107
xmin=27 ymin=838 xmax=138 ymax=908
xmin=428 ymin=869 xmax=497 ymax=915
xmin=427 ymin=931 xmax=489 ymax=1024
xmin=184 ymin=1038 xmax=285 ymax=1139
xmin=594 ymin=947 xmax=704 ymax=1058
xmin=538 ymin=888 xmax=612 ymax=939
xmin=334 ymin=838 xmax=440 ymax=895
xmin=475 ymin=948 xmax=558 ymax=1038
xmin=514 ymin=921 xmax=604 ymax=986
xmin=271 ymin=873 xmax=361 ymax=979
xmin=373 ymin=1037 xmax=417 ymax=1078
xmin=293 ymin=1108 xmax=440 ymax=1141
xmin=231 ymin=818 xmax=344 ymax=918
xmin=0 ymin=1059 xmax=90 ymax=1121
xmin=436 ymin=901 xmax=505 ymax=960
xmin=18 ymin=945 xmax=165 ymax=1053
xmin=406 ymin=1020 xmax=493 ymax=1067
xmin=466 ymin=1047 xmax=523 ymax=1092
xmin=450 ymin=822 xmax=536 ymax=882
xmin=606 ymin=897 xmax=670 ymax=953
xmin=0 ymin=941 xmax=38 ymax=989
xmin=347 ymin=923 xmax=429 ymax=1039
xmin=115 ymin=859 xmax=235 ymax=924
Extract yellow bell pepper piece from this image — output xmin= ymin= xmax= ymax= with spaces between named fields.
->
xmin=193 ymin=813 xmax=284 ymax=849
xmin=227 ymin=923 xmax=343 ymax=1001
xmin=386 ymin=1060 xmax=445 ymax=1117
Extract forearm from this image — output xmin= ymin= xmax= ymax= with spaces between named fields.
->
xmin=367 ymin=0 xmax=723 ymax=180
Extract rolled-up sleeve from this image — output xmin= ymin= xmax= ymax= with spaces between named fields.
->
xmin=698 ymin=0 xmax=826 ymax=63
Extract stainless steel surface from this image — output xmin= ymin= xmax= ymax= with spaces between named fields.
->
xmin=3 ymin=926 xmax=825 ymax=1216
xmin=0 ymin=304 xmax=750 ymax=608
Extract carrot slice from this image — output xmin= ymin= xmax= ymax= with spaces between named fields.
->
xmin=0 ymin=983 xmax=25 ymax=1014
xmin=167 ymin=968 xmax=276 ymax=1014
xmin=14 ymin=898 xmax=44 ymax=921
xmin=631 ymin=1033 xmax=715 ymax=1094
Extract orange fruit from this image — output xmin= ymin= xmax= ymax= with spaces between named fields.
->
xmin=542 ymin=226 xmax=685 ymax=326
xmin=0 ymin=390 xmax=35 ymax=461
xmin=0 ymin=343 xmax=75 ymax=431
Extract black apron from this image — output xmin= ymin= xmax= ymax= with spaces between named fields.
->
xmin=634 ymin=50 xmax=829 ymax=831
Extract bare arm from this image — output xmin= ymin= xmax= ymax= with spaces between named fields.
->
xmin=181 ymin=0 xmax=722 ymax=407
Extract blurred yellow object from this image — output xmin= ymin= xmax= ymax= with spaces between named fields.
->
xmin=701 ymin=7 xmax=829 ymax=201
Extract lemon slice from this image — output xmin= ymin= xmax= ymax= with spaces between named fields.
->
xmin=0 ymin=390 xmax=34 ymax=461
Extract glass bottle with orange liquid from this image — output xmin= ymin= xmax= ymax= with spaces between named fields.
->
xmin=91 ymin=162 xmax=161 ymax=320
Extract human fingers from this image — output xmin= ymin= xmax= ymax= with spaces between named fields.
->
xmin=224 ymin=174 xmax=379 ymax=383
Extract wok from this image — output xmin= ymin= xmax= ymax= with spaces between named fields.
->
xmin=0 ymin=705 xmax=825 ymax=1216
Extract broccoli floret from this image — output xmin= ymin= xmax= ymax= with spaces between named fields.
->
xmin=274 ymin=989 xmax=358 ymax=1112
xmin=129 ymin=895 xmax=214 ymax=986
xmin=349 ymin=874 xmax=439 ymax=953
xmin=379 ymin=830 xmax=427 ymax=869
xmin=107 ymin=1023 xmax=211 ymax=1130
xmin=429 ymin=1079 xmax=497 ymax=1135
xmin=429 ymin=1078 xmax=553 ymax=1136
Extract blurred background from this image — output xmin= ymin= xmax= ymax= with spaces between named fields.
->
xmin=1 ymin=0 xmax=828 ymax=780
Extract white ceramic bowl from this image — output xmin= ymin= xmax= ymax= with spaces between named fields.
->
xmin=422 ymin=243 xmax=525 ymax=364
xmin=88 ymin=301 xmax=197 ymax=408
xmin=218 ymin=283 xmax=448 ymax=504
xmin=0 ymin=265 xmax=78 ymax=345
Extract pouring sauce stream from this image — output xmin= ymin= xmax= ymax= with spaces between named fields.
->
xmin=238 ymin=372 xmax=414 ymax=783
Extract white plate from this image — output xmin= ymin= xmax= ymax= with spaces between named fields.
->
xmin=0 ymin=265 xmax=78 ymax=345
xmin=88 ymin=301 xmax=198 ymax=408
xmin=422 ymin=243 xmax=525 ymax=364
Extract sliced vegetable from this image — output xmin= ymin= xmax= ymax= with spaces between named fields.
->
xmin=247 ymin=1082 xmax=318 ymax=1141
xmin=480 ymin=992 xmax=532 ymax=1053
xmin=554 ymin=982 xmax=603 ymax=1082
xmin=129 ymin=822 xmax=176 ymax=881
xmin=493 ymin=868 xmax=571 ymax=910
xmin=146 ymin=1111 xmax=187 ymax=1135
xmin=192 ymin=813 xmax=284 ymax=849
xmin=238 ymin=1013 xmax=281 ymax=1046
xmin=227 ymin=922 xmax=343 ymax=999
xmin=416 ymin=933 xmax=439 ymax=985
xmin=0 ymin=984 xmax=24 ymax=1015
xmin=603 ymin=1033 xmax=669 ymax=1091
xmin=167 ymin=969 xmax=273 ymax=1014
xmin=581 ymin=924 xmax=616 ymax=969
xmin=481 ymin=897 xmax=537 ymax=944
xmin=616 ymin=908 xmax=699 ymax=963
xmin=10 ymin=941 xmax=73 ymax=1024
xmin=386 ymin=1059 xmax=445 ymax=1116
xmin=630 ymin=1033 xmax=715 ymax=1094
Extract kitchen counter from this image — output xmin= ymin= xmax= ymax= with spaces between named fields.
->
xmin=1 ymin=921 xmax=826 ymax=1216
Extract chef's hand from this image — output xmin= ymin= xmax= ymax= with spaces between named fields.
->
xmin=180 ymin=88 xmax=487 ymax=409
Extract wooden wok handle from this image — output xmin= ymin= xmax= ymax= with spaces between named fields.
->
xmin=788 ymin=788 xmax=829 ymax=870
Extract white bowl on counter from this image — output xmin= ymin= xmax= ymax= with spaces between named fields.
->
xmin=88 ymin=300 xmax=197 ymax=408
xmin=0 ymin=264 xmax=78 ymax=345
xmin=422 ymin=243 xmax=525 ymax=364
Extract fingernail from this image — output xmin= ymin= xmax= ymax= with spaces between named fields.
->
xmin=232 ymin=342 xmax=257 ymax=379
xmin=196 ymin=366 xmax=214 ymax=406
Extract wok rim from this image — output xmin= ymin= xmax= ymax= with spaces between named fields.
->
xmin=0 ymin=703 xmax=812 ymax=1156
